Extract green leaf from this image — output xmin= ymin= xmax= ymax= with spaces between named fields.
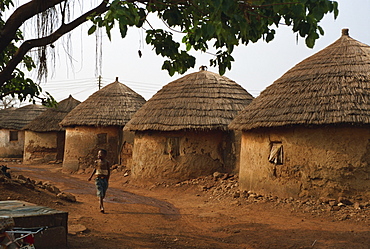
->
xmin=186 ymin=42 xmax=192 ymax=51
xmin=317 ymin=26 xmax=324 ymax=36
xmin=119 ymin=20 xmax=128 ymax=38
xmin=88 ymin=25 xmax=96 ymax=35
xmin=333 ymin=1 xmax=339 ymax=18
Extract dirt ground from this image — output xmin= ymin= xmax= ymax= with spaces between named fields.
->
xmin=0 ymin=162 xmax=369 ymax=249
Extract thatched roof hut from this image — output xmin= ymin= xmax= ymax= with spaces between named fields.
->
xmin=60 ymin=79 xmax=146 ymax=171
xmin=230 ymin=28 xmax=370 ymax=131
xmin=24 ymin=95 xmax=80 ymax=132
xmin=60 ymin=80 xmax=146 ymax=127
xmin=125 ymin=68 xmax=254 ymax=181
xmin=0 ymin=105 xmax=47 ymax=158
xmin=22 ymin=96 xmax=81 ymax=164
xmin=229 ymin=29 xmax=370 ymax=200
xmin=0 ymin=105 xmax=48 ymax=130
xmin=125 ymin=69 xmax=253 ymax=131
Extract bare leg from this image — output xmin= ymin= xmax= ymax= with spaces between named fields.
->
xmin=99 ymin=197 xmax=104 ymax=213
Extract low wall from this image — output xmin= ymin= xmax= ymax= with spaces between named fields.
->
xmin=239 ymin=126 xmax=370 ymax=200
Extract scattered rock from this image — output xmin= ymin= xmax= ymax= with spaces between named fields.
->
xmin=354 ymin=202 xmax=361 ymax=210
xmin=212 ymin=172 xmax=222 ymax=180
xmin=45 ymin=184 xmax=61 ymax=194
xmin=57 ymin=192 xmax=76 ymax=202
xmin=35 ymin=180 xmax=43 ymax=185
xmin=52 ymin=201 xmax=64 ymax=206
xmin=338 ymin=197 xmax=353 ymax=206
xmin=145 ymin=171 xmax=366 ymax=221
xmin=230 ymin=200 xmax=240 ymax=206
xmin=17 ymin=174 xmax=27 ymax=181
xmin=328 ymin=200 xmax=338 ymax=206
xmin=339 ymin=214 xmax=349 ymax=221
xmin=331 ymin=206 xmax=341 ymax=212
xmin=68 ymin=224 xmax=87 ymax=235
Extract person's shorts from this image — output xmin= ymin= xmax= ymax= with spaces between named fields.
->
xmin=95 ymin=177 xmax=108 ymax=198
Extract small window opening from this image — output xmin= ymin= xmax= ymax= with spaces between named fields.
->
xmin=164 ymin=137 xmax=180 ymax=158
xmin=97 ymin=133 xmax=107 ymax=145
xmin=9 ymin=131 xmax=18 ymax=141
xmin=269 ymin=142 xmax=283 ymax=165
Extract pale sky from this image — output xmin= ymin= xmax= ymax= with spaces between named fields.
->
xmin=17 ymin=0 xmax=370 ymax=102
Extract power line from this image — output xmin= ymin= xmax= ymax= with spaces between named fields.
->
xmin=40 ymin=77 xmax=263 ymax=100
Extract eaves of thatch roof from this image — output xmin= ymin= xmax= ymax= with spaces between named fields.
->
xmin=0 ymin=105 xmax=48 ymax=130
xmin=124 ymin=69 xmax=254 ymax=132
xmin=23 ymin=95 xmax=81 ymax=132
xmin=60 ymin=80 xmax=146 ymax=127
xmin=229 ymin=29 xmax=370 ymax=131
xmin=0 ymin=107 xmax=17 ymax=127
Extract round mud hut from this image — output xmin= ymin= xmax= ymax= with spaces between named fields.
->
xmin=0 ymin=105 xmax=48 ymax=158
xmin=124 ymin=68 xmax=254 ymax=181
xmin=22 ymin=95 xmax=81 ymax=164
xmin=60 ymin=79 xmax=146 ymax=171
xmin=229 ymin=29 xmax=370 ymax=200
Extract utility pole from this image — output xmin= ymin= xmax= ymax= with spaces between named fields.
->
xmin=98 ymin=75 xmax=102 ymax=90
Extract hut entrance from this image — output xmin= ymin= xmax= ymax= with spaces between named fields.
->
xmin=56 ymin=132 xmax=65 ymax=161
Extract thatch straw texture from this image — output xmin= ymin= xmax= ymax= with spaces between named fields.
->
xmin=23 ymin=95 xmax=81 ymax=132
xmin=0 ymin=105 xmax=48 ymax=130
xmin=60 ymin=80 xmax=146 ymax=127
xmin=230 ymin=29 xmax=370 ymax=131
xmin=0 ymin=107 xmax=16 ymax=127
xmin=124 ymin=69 xmax=254 ymax=131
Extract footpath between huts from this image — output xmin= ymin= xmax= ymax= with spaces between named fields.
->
xmin=0 ymin=162 xmax=369 ymax=249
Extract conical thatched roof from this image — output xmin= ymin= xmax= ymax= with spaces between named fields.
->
xmin=230 ymin=29 xmax=370 ymax=131
xmin=0 ymin=105 xmax=48 ymax=130
xmin=124 ymin=69 xmax=254 ymax=131
xmin=60 ymin=80 xmax=146 ymax=127
xmin=23 ymin=95 xmax=81 ymax=132
xmin=0 ymin=107 xmax=17 ymax=127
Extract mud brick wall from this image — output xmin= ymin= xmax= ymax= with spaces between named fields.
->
xmin=63 ymin=126 xmax=120 ymax=171
xmin=239 ymin=126 xmax=370 ymax=200
xmin=131 ymin=130 xmax=239 ymax=181
xmin=23 ymin=131 xmax=58 ymax=164
xmin=0 ymin=129 xmax=25 ymax=158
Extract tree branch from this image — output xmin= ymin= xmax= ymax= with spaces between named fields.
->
xmin=0 ymin=0 xmax=67 ymax=53
xmin=0 ymin=0 xmax=109 ymax=87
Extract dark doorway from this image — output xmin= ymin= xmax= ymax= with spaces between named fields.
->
xmin=56 ymin=132 xmax=66 ymax=161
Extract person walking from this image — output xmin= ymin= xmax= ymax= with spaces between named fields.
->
xmin=88 ymin=149 xmax=110 ymax=213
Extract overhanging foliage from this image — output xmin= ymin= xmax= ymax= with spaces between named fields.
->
xmin=0 ymin=0 xmax=338 ymax=103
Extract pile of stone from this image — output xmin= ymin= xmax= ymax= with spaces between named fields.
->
xmin=0 ymin=167 xmax=76 ymax=202
xmin=111 ymin=164 xmax=131 ymax=177
xmin=152 ymin=172 xmax=370 ymax=222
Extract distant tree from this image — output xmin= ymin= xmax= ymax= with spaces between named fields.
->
xmin=0 ymin=95 xmax=18 ymax=109
xmin=0 ymin=0 xmax=338 ymax=102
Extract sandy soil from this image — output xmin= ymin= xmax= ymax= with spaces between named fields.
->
xmin=1 ymin=163 xmax=369 ymax=249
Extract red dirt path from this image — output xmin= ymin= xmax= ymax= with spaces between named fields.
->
xmin=1 ymin=163 xmax=369 ymax=249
